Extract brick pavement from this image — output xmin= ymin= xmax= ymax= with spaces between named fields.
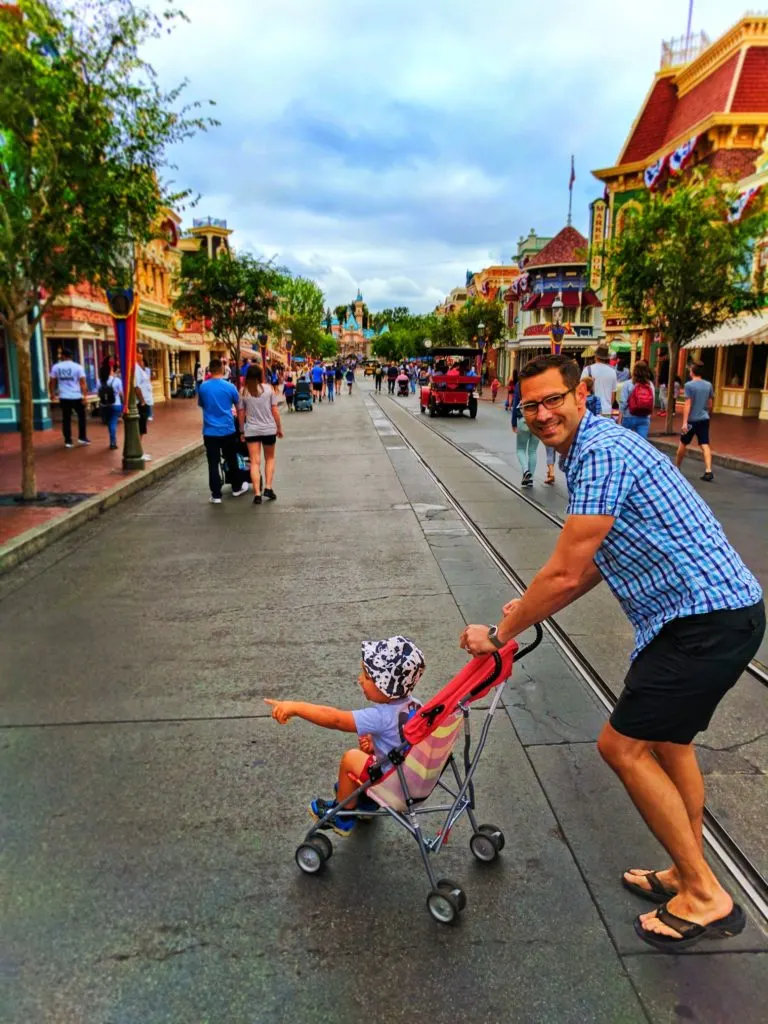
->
xmin=0 ymin=400 xmax=203 ymax=545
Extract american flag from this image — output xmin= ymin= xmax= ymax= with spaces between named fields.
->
xmin=728 ymin=185 xmax=762 ymax=223
xmin=644 ymin=157 xmax=666 ymax=190
xmin=669 ymin=135 xmax=698 ymax=176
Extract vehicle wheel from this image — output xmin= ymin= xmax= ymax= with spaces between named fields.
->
xmin=295 ymin=839 xmax=327 ymax=874
xmin=426 ymin=888 xmax=461 ymax=924
xmin=470 ymin=831 xmax=500 ymax=863
xmin=478 ymin=823 xmax=505 ymax=851
xmin=312 ymin=832 xmax=333 ymax=861
xmin=468 ymin=398 xmax=478 ymax=419
xmin=437 ymin=878 xmax=467 ymax=911
xmin=420 ymin=404 xmax=426 ymax=414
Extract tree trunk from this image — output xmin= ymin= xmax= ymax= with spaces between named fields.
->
xmin=11 ymin=314 xmax=38 ymax=500
xmin=665 ymin=339 xmax=680 ymax=435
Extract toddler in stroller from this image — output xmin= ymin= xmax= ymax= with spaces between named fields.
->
xmin=266 ymin=626 xmax=542 ymax=923
xmin=396 ymin=371 xmax=409 ymax=397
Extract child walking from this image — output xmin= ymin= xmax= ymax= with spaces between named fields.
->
xmin=266 ymin=636 xmax=425 ymax=836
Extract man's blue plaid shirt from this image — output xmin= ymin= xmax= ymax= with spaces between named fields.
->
xmin=561 ymin=412 xmax=762 ymax=659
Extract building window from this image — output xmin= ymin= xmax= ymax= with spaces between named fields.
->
xmin=749 ymin=344 xmax=768 ymax=390
xmin=580 ymin=306 xmax=592 ymax=324
xmin=0 ymin=328 xmax=8 ymax=397
xmin=724 ymin=345 xmax=748 ymax=388
xmin=47 ymin=336 xmax=78 ymax=374
xmin=82 ymin=339 xmax=98 ymax=393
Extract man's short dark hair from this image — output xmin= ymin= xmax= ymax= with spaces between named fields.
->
xmin=519 ymin=354 xmax=581 ymax=390
xmin=691 ymin=361 xmax=705 ymax=377
xmin=61 ymin=347 xmax=72 ymax=359
xmin=209 ymin=357 xmax=222 ymax=374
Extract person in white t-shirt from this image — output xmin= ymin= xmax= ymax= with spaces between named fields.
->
xmin=49 ymin=348 xmax=90 ymax=448
xmin=265 ymin=635 xmax=426 ymax=837
xmin=134 ymin=349 xmax=153 ymax=461
xmin=580 ymin=345 xmax=617 ymax=417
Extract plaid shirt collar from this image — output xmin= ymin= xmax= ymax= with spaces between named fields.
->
xmin=559 ymin=409 xmax=595 ymax=476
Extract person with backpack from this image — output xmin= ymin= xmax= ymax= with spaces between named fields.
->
xmin=619 ymin=360 xmax=655 ymax=440
xmin=98 ymin=357 xmax=124 ymax=450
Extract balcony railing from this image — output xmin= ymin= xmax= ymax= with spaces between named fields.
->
xmin=660 ymin=31 xmax=710 ymax=68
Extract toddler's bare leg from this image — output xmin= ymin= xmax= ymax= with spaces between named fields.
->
xmin=337 ymin=748 xmax=373 ymax=807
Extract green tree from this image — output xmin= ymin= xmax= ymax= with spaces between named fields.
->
xmin=458 ymin=298 xmax=505 ymax=348
xmin=175 ymin=251 xmax=284 ymax=370
xmin=605 ymin=170 xmax=767 ymax=433
xmin=334 ymin=304 xmax=349 ymax=325
xmin=317 ymin=336 xmax=338 ymax=360
xmin=432 ymin=312 xmax=464 ymax=348
xmin=0 ymin=0 xmax=214 ymax=498
xmin=275 ymin=274 xmax=325 ymax=358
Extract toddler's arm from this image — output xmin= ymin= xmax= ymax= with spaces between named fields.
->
xmin=265 ymin=699 xmax=356 ymax=733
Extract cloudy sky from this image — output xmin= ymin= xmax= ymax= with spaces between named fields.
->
xmin=147 ymin=0 xmax=748 ymax=312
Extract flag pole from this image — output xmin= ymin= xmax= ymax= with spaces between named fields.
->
xmin=567 ymin=155 xmax=575 ymax=227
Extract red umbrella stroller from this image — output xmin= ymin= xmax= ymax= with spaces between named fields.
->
xmin=295 ymin=625 xmax=544 ymax=923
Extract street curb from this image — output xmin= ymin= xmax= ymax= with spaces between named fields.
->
xmin=0 ymin=440 xmax=203 ymax=575
xmin=650 ymin=438 xmax=768 ymax=479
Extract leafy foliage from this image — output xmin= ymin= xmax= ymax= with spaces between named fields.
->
xmin=371 ymin=311 xmax=438 ymax=361
xmin=0 ymin=0 xmax=214 ymax=497
xmin=274 ymin=274 xmax=326 ymax=358
xmin=175 ymin=251 xmax=285 ymax=364
xmin=605 ymin=171 xmax=767 ymax=430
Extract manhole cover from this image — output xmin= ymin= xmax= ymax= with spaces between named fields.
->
xmin=0 ymin=492 xmax=94 ymax=508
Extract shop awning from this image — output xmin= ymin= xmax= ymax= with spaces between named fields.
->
xmin=562 ymin=290 xmax=580 ymax=308
xmin=684 ymin=313 xmax=768 ymax=349
xmin=582 ymin=289 xmax=602 ymax=308
xmin=137 ymin=327 xmax=200 ymax=351
xmin=522 ymin=294 xmax=540 ymax=311
xmin=539 ymin=292 xmax=556 ymax=308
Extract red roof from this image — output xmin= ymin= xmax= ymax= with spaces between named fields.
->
xmin=525 ymin=226 xmax=588 ymax=269
xmin=622 ymin=75 xmax=678 ymax=164
xmin=731 ymin=47 xmax=768 ymax=112
xmin=663 ymin=52 xmax=739 ymax=145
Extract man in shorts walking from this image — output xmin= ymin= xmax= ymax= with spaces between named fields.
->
xmin=459 ymin=354 xmax=764 ymax=953
xmin=676 ymin=362 xmax=714 ymax=482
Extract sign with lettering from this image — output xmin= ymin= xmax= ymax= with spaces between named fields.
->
xmin=590 ymin=200 xmax=606 ymax=291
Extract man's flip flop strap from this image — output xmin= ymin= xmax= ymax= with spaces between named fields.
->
xmin=622 ymin=870 xmax=677 ymax=903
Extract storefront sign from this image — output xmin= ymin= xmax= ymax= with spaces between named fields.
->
xmin=589 ymin=200 xmax=606 ymax=291
xmin=605 ymin=317 xmax=627 ymax=328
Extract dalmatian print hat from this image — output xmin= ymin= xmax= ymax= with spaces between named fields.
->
xmin=361 ymin=635 xmax=426 ymax=700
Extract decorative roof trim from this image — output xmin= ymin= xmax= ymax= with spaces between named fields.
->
xmin=676 ymin=16 xmax=768 ymax=97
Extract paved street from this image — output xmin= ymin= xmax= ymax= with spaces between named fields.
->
xmin=2 ymin=385 xmax=767 ymax=1023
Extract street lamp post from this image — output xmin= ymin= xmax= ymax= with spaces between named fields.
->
xmin=106 ymin=284 xmax=144 ymax=473
xmin=284 ymin=328 xmax=293 ymax=369
xmin=476 ymin=321 xmax=485 ymax=396
xmin=549 ymin=292 xmax=565 ymax=354
xmin=258 ymin=332 xmax=269 ymax=379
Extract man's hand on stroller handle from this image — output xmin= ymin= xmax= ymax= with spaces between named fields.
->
xmin=359 ymin=734 xmax=374 ymax=755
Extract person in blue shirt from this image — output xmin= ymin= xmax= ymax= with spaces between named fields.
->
xmin=197 ymin=357 xmax=249 ymax=503
xmin=324 ymin=363 xmax=336 ymax=403
xmin=310 ymin=361 xmax=325 ymax=402
xmin=459 ymin=353 xmax=763 ymax=954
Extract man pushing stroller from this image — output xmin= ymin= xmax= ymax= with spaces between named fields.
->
xmin=266 ymin=636 xmax=425 ymax=835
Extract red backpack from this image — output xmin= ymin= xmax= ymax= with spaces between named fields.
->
xmin=627 ymin=381 xmax=654 ymax=416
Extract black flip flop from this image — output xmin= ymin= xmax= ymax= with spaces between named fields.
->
xmin=622 ymin=869 xmax=677 ymax=904
xmin=633 ymin=901 xmax=746 ymax=952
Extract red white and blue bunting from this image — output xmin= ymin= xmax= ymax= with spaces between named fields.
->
xmin=669 ymin=135 xmax=698 ymax=176
xmin=728 ymin=185 xmax=763 ymax=223
xmin=644 ymin=157 xmax=666 ymax=190
xmin=508 ymin=272 xmax=529 ymax=299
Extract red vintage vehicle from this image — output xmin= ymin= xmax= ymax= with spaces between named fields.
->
xmin=420 ymin=347 xmax=480 ymax=419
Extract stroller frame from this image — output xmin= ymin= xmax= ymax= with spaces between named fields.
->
xmin=295 ymin=626 xmax=543 ymax=923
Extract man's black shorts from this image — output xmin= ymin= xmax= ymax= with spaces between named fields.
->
xmin=312 ymin=381 xmax=322 ymax=392
xmin=680 ymin=419 xmax=710 ymax=446
xmin=610 ymin=601 xmax=765 ymax=744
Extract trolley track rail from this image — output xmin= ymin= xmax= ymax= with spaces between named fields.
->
xmin=372 ymin=393 xmax=768 ymax=925
xmin=393 ymin=397 xmax=768 ymax=689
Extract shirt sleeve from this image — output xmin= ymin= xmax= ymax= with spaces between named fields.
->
xmin=684 ymin=381 xmax=693 ymax=400
xmin=352 ymin=705 xmax=389 ymax=739
xmin=567 ymin=448 xmax=635 ymax=518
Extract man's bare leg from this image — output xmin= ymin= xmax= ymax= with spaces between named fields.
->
xmin=701 ymin=442 xmax=713 ymax=474
xmin=675 ymin=443 xmax=687 ymax=468
xmin=598 ymin=723 xmax=732 ymax=937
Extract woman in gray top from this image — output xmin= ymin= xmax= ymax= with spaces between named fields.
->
xmin=238 ymin=364 xmax=283 ymax=504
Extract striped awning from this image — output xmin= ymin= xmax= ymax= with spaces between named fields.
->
xmin=684 ymin=313 xmax=768 ymax=349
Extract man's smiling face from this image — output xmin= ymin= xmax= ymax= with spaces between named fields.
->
xmin=520 ymin=366 xmax=587 ymax=453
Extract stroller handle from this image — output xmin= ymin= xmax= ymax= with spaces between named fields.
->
xmin=513 ymin=622 xmax=544 ymax=663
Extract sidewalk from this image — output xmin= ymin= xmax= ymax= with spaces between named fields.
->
xmin=0 ymin=400 xmax=203 ymax=545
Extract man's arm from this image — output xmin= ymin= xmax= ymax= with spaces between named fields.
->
xmin=80 ymin=372 xmax=88 ymax=400
xmin=265 ymin=699 xmax=356 ymax=732
xmin=460 ymin=514 xmax=614 ymax=654
xmin=48 ymin=372 xmax=56 ymax=402
xmin=681 ymin=397 xmax=691 ymax=431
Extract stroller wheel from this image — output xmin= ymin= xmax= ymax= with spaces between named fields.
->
xmin=295 ymin=839 xmax=328 ymax=875
xmin=470 ymin=831 xmax=500 ymax=863
xmin=312 ymin=833 xmax=333 ymax=861
xmin=437 ymin=878 xmax=466 ymax=911
xmin=478 ymin=823 xmax=505 ymax=852
xmin=427 ymin=887 xmax=462 ymax=924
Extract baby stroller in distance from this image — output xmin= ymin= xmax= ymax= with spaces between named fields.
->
xmin=397 ymin=377 xmax=409 ymax=397
xmin=295 ymin=626 xmax=544 ymax=924
xmin=179 ymin=374 xmax=196 ymax=398
xmin=294 ymin=380 xmax=313 ymax=412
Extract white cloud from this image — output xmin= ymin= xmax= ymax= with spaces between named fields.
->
xmin=147 ymin=0 xmax=751 ymax=311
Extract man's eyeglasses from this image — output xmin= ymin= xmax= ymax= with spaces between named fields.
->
xmin=519 ymin=387 xmax=576 ymax=417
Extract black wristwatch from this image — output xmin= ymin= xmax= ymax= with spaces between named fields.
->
xmin=487 ymin=625 xmax=505 ymax=650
